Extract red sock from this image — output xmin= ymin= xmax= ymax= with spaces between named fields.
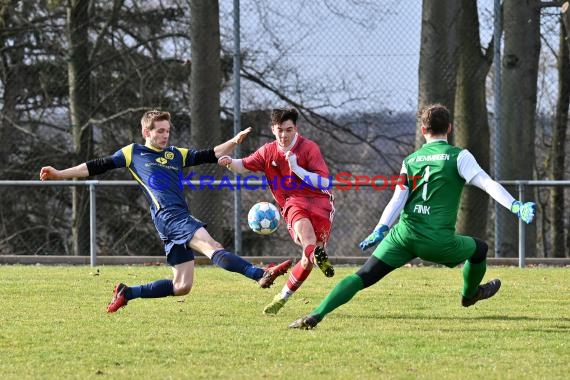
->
xmin=304 ymin=244 xmax=316 ymax=263
xmin=286 ymin=261 xmax=312 ymax=292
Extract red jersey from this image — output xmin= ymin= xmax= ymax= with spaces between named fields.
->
xmin=242 ymin=135 xmax=334 ymax=219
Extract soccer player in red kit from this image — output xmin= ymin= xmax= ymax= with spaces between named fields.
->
xmin=218 ymin=107 xmax=335 ymax=315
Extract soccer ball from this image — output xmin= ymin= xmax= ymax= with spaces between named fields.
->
xmin=247 ymin=202 xmax=280 ymax=235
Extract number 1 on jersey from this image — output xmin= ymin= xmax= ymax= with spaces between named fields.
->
xmin=421 ymin=166 xmax=430 ymax=201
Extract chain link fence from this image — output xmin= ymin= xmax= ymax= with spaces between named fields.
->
xmin=0 ymin=1 xmax=568 ymax=259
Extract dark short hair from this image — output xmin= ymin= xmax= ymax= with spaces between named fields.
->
xmin=418 ymin=104 xmax=450 ymax=135
xmin=270 ymin=108 xmax=298 ymax=126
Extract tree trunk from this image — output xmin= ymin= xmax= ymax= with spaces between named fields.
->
xmin=563 ymin=3 xmax=570 ymax=52
xmin=454 ymin=0 xmax=492 ymax=240
xmin=497 ymin=0 xmax=540 ymax=257
xmin=67 ymin=0 xmax=92 ymax=256
xmin=417 ymin=0 xmax=460 ymax=148
xmin=0 ymin=1 xmax=21 ymax=174
xmin=549 ymin=13 xmax=569 ymax=257
xmin=189 ymin=0 xmax=224 ymax=242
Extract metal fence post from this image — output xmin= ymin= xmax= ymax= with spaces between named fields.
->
xmin=88 ymin=181 xmax=97 ymax=267
xmin=518 ymin=182 xmax=525 ymax=268
xmin=233 ymin=0 xmax=242 ymax=255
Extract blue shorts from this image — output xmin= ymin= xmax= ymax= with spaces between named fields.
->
xmin=166 ymin=244 xmax=196 ymax=266
xmin=153 ymin=209 xmax=206 ymax=266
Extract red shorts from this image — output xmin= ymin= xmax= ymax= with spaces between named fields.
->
xmin=283 ymin=200 xmax=334 ymax=245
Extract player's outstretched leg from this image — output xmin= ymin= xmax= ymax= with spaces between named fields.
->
xmin=263 ymin=260 xmax=312 ymax=315
xmin=107 ymin=283 xmax=129 ymax=313
xmin=263 ymin=294 xmax=288 ymax=315
xmin=288 ymin=314 xmax=321 ymax=330
xmin=461 ymin=279 xmax=501 ymax=307
xmin=107 ymin=279 xmax=175 ymax=313
xmin=313 ymin=246 xmax=334 ymax=277
xmin=258 ymin=259 xmax=293 ymax=288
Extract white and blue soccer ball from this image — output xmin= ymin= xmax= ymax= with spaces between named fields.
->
xmin=247 ymin=202 xmax=280 ymax=235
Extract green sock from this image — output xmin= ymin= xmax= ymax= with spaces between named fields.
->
xmin=462 ymin=259 xmax=487 ymax=298
xmin=311 ymin=273 xmax=364 ymax=319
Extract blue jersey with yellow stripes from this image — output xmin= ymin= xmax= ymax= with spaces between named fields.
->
xmin=111 ymin=143 xmax=212 ymax=217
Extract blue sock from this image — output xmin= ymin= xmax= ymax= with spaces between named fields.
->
xmin=211 ymin=249 xmax=264 ymax=280
xmin=126 ymin=279 xmax=174 ymax=300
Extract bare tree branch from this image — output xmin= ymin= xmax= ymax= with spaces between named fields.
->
xmin=84 ymin=107 xmax=152 ymax=131
xmin=89 ymin=0 xmax=125 ymax=62
xmin=241 ymin=66 xmax=404 ymax=172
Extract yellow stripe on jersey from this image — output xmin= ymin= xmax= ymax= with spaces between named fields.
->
xmin=122 ymin=144 xmax=134 ymax=168
xmin=175 ymin=147 xmax=189 ymax=166
xmin=128 ymin=168 xmax=161 ymax=211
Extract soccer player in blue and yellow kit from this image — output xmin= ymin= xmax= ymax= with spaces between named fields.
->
xmin=40 ymin=110 xmax=291 ymax=313
xmin=290 ymin=103 xmax=536 ymax=329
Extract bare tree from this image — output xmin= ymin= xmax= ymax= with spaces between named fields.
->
xmin=496 ymin=0 xmax=541 ymax=257
xmin=0 ymin=1 xmax=22 ymax=169
xmin=0 ymin=1 xmax=201 ymax=257
xmin=563 ymin=2 xmax=570 ymax=51
xmin=549 ymin=4 xmax=569 ymax=257
xmin=417 ymin=0 xmax=460 ymax=148
xmin=454 ymin=0 xmax=493 ymax=239
xmin=67 ymin=0 xmax=93 ymax=256
xmin=189 ymin=0 xmax=224 ymax=240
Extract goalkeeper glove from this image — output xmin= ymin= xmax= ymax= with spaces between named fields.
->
xmin=359 ymin=224 xmax=390 ymax=251
xmin=510 ymin=200 xmax=536 ymax=224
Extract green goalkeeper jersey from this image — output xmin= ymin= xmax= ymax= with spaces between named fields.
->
xmin=399 ymin=140 xmax=465 ymax=241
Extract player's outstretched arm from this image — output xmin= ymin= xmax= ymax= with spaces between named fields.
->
xmin=40 ymin=163 xmax=89 ymax=181
xmin=217 ymin=156 xmax=250 ymax=174
xmin=459 ymin=151 xmax=537 ymax=224
xmin=359 ymin=184 xmax=409 ymax=251
xmin=213 ymin=127 xmax=252 ymax=158
xmin=468 ymin=171 xmax=536 ymax=224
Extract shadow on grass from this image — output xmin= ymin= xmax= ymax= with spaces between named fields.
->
xmin=340 ymin=313 xmax=570 ymax=323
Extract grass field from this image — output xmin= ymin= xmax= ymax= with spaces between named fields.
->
xmin=1 ymin=265 xmax=569 ymax=379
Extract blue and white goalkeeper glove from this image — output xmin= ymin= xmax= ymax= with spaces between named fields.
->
xmin=359 ymin=224 xmax=390 ymax=251
xmin=510 ymin=201 xmax=536 ymax=224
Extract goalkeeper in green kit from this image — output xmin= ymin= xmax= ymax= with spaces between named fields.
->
xmin=290 ymin=103 xmax=536 ymax=330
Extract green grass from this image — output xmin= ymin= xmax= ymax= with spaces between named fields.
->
xmin=1 ymin=265 xmax=569 ymax=379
